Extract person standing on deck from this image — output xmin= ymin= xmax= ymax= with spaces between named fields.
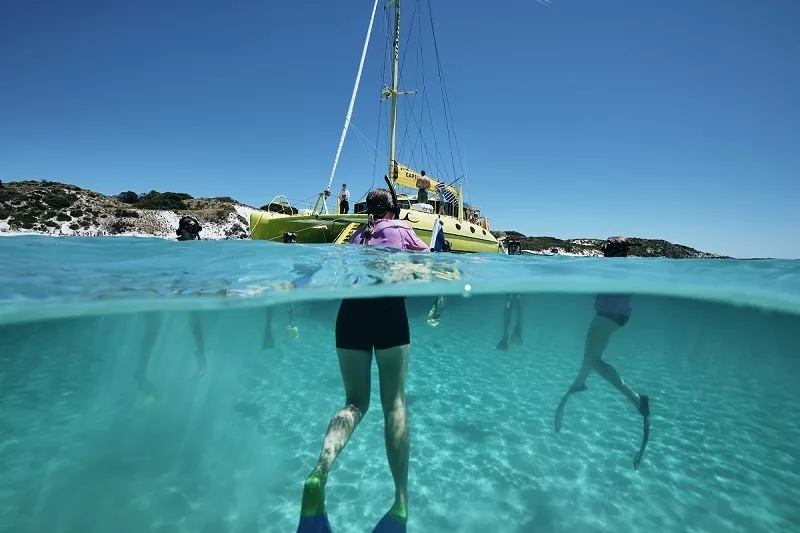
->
xmin=297 ymin=180 xmax=428 ymax=533
xmin=338 ymin=184 xmax=350 ymax=214
xmin=416 ymin=170 xmax=429 ymax=205
xmin=553 ymin=236 xmax=651 ymax=470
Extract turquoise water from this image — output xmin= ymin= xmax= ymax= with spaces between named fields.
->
xmin=1 ymin=237 xmax=799 ymax=533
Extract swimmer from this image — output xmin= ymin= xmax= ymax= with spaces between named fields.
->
xmin=496 ymin=239 xmax=523 ymax=351
xmin=553 ymin=236 xmax=650 ymax=470
xmin=297 ymin=178 xmax=428 ymax=533
xmin=427 ymin=239 xmax=452 ymax=327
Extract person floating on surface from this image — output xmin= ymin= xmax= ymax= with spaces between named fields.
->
xmin=553 ymin=236 xmax=650 ymax=470
xmin=297 ymin=177 xmax=428 ymax=533
xmin=496 ymin=239 xmax=523 ymax=351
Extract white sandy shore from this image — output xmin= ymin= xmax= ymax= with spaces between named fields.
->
xmin=0 ymin=205 xmax=256 ymax=241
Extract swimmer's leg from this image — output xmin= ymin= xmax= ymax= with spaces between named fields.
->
xmin=427 ymin=296 xmax=445 ymax=326
xmin=554 ymin=314 xmax=617 ymax=432
xmin=263 ymin=306 xmax=275 ymax=349
xmin=496 ymin=295 xmax=514 ymax=351
xmin=593 ymin=359 xmax=641 ymax=410
xmin=510 ymin=295 xmax=523 ymax=345
xmin=592 ymin=353 xmax=650 ymax=469
xmin=300 ymin=349 xmax=372 ymax=521
xmin=374 ymin=344 xmax=410 ymax=529
xmin=189 ymin=311 xmax=206 ymax=377
xmin=135 ymin=312 xmax=161 ymax=402
xmin=286 ymin=304 xmax=299 ymax=339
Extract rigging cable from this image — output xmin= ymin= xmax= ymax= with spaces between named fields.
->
xmin=426 ymin=0 xmax=465 ymax=189
xmin=326 ymin=0 xmax=381 ymax=194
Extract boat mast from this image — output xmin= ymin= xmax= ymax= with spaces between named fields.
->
xmin=388 ymin=0 xmax=400 ymax=179
xmin=323 ymin=0 xmax=381 ymax=205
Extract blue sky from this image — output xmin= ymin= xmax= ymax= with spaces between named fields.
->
xmin=1 ymin=0 xmax=798 ymax=258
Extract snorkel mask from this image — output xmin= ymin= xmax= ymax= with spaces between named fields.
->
xmin=176 ymin=216 xmax=202 ymax=240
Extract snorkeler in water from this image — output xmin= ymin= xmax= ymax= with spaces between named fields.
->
xmin=554 ymin=236 xmax=650 ymax=470
xmin=496 ymin=239 xmax=523 ymax=351
xmin=176 ymin=216 xmax=202 ymax=241
xmin=135 ymin=222 xmax=206 ymax=404
xmin=297 ymin=178 xmax=428 ymax=533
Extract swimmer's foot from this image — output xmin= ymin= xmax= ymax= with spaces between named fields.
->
xmin=427 ymin=305 xmax=441 ymax=327
xmin=633 ymin=395 xmax=650 ymax=470
xmin=496 ymin=337 xmax=509 ymax=352
xmin=510 ymin=330 xmax=523 ymax=346
xmin=554 ymin=384 xmax=587 ymax=433
xmin=286 ymin=324 xmax=300 ymax=339
xmin=372 ymin=500 xmax=407 ymax=532
xmin=300 ymin=468 xmax=326 ymax=518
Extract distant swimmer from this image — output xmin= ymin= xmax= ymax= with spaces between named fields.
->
xmin=176 ymin=215 xmax=202 ymax=241
xmin=297 ymin=177 xmax=428 ymax=533
xmin=554 ymin=236 xmax=650 ymax=470
xmin=496 ymin=239 xmax=523 ymax=351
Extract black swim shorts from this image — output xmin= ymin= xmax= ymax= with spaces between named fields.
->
xmin=597 ymin=311 xmax=630 ymax=327
xmin=336 ymin=297 xmax=410 ymax=351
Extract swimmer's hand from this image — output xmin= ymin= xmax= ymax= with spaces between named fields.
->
xmin=285 ymin=324 xmax=299 ymax=339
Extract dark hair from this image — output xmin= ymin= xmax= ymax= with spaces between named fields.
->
xmin=601 ymin=236 xmax=630 ymax=257
xmin=420 ymin=170 xmax=426 ymax=177
xmin=361 ymin=188 xmax=395 ymax=245
xmin=176 ymin=215 xmax=202 ymax=240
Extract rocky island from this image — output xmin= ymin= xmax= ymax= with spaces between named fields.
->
xmin=0 ymin=180 xmax=728 ymax=258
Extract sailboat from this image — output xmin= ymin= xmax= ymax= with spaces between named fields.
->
xmin=248 ymin=0 xmax=500 ymax=253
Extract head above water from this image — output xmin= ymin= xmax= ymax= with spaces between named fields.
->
xmin=365 ymin=188 xmax=396 ymax=218
xmin=601 ymin=236 xmax=630 ymax=257
xmin=176 ymin=216 xmax=202 ymax=241
xmin=507 ymin=239 xmax=522 ymax=255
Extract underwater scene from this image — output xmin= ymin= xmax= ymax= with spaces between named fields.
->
xmin=1 ymin=237 xmax=799 ymax=533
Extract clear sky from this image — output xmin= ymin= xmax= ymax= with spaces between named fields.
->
xmin=1 ymin=0 xmax=798 ymax=258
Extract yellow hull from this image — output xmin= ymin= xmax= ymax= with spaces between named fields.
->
xmin=249 ymin=209 xmax=499 ymax=253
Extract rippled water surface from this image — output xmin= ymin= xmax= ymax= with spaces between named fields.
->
xmin=1 ymin=237 xmax=799 ymax=533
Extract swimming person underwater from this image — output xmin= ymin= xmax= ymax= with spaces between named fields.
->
xmin=297 ymin=178 xmax=428 ymax=533
xmin=553 ymin=236 xmax=650 ymax=470
xmin=134 ymin=226 xmax=206 ymax=405
xmin=496 ymin=239 xmax=523 ymax=351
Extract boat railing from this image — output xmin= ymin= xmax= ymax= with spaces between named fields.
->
xmin=261 ymin=195 xmax=295 ymax=215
